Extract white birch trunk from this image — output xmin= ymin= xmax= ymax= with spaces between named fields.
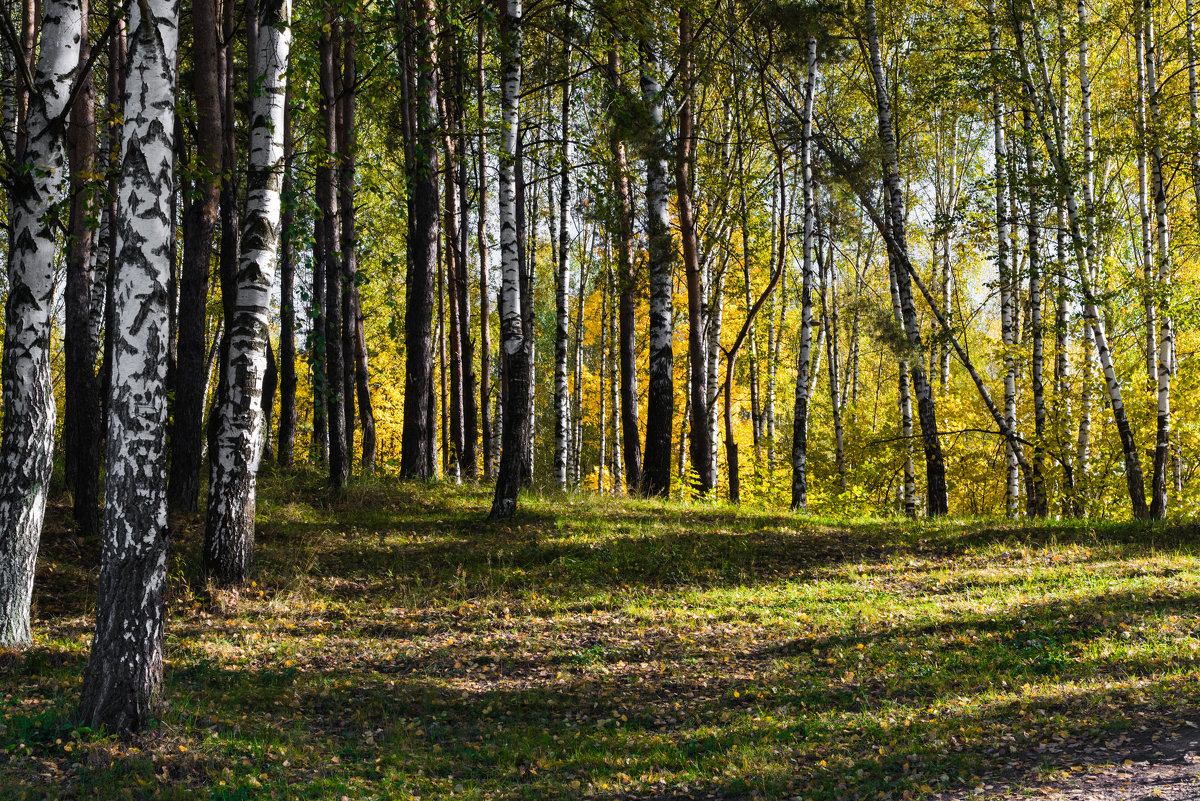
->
xmin=79 ymin=0 xmax=178 ymax=731
xmin=203 ymin=0 xmax=292 ymax=583
xmin=705 ymin=268 xmax=723 ymax=487
xmin=790 ymin=35 xmax=817 ymax=511
xmin=1135 ymin=1 xmax=1156 ymax=386
xmin=640 ymin=38 xmax=674 ymax=497
xmin=1013 ymin=0 xmax=1148 ymax=517
xmin=0 ymin=0 xmax=82 ymax=646
xmin=489 ymin=0 xmax=527 ymax=519
xmin=1144 ymin=2 xmax=1173 ymax=517
xmin=991 ymin=8 xmax=1018 ymax=517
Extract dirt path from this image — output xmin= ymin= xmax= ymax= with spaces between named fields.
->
xmin=940 ymin=721 xmax=1200 ymax=800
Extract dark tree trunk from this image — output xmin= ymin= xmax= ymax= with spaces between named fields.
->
xmin=311 ymin=205 xmax=328 ymax=463
xmin=168 ymin=0 xmax=222 ymax=513
xmin=477 ymin=19 xmax=492 ymax=478
xmin=262 ymin=341 xmax=277 ymax=466
xmin=277 ymin=91 xmax=297 ymax=466
xmin=399 ymin=0 xmax=438 ymax=480
xmin=319 ymin=10 xmax=347 ymax=489
xmin=607 ymin=51 xmax=641 ymax=493
xmin=677 ymin=10 xmax=710 ymax=496
xmin=339 ymin=18 xmax=373 ymax=473
xmin=64 ymin=0 xmax=101 ymax=538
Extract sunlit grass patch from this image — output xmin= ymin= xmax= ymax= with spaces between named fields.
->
xmin=1 ymin=472 xmax=1199 ymax=799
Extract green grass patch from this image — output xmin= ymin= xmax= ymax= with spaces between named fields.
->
xmin=2 ymin=472 xmax=1200 ymax=799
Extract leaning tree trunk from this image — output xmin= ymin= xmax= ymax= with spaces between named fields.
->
xmin=790 ymin=35 xmax=817 ymax=511
xmin=1011 ymin=0 xmax=1148 ymax=518
xmin=399 ymin=0 xmax=438 ymax=480
xmin=866 ymin=0 xmax=947 ymax=516
xmin=64 ymin=0 xmax=102 ymax=539
xmin=202 ymin=0 xmax=291 ymax=585
xmin=78 ymin=0 xmax=177 ymax=731
xmin=0 ymin=0 xmax=82 ymax=646
xmin=490 ymin=0 xmax=528 ymax=519
xmin=640 ymin=38 xmax=674 ymax=498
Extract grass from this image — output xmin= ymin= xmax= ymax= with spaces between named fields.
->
xmin=2 ymin=470 xmax=1200 ymax=800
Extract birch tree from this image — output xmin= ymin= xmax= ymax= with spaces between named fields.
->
xmin=490 ymin=0 xmax=529 ymax=519
xmin=203 ymin=0 xmax=292 ymax=585
xmin=79 ymin=0 xmax=178 ymax=731
xmin=0 ymin=0 xmax=82 ymax=646
xmin=790 ymin=34 xmax=817 ymax=511
xmin=640 ymin=35 xmax=675 ymax=499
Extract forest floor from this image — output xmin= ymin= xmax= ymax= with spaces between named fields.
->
xmin=1 ymin=471 xmax=1200 ymax=800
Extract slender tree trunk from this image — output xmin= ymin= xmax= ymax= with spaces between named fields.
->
xmin=490 ymin=0 xmax=527 ymax=519
xmin=278 ymin=91 xmax=297 ymax=466
xmin=995 ymin=76 xmax=1017 ymax=517
xmin=819 ymin=227 xmax=847 ymax=493
xmin=311 ymin=209 xmax=328 ymax=463
xmin=598 ymin=260 xmax=607 ymax=493
xmin=64 ymin=0 xmax=101 ymax=538
xmin=866 ymin=0 xmax=947 ymax=516
xmin=1024 ymin=109 xmax=1048 ymax=517
xmin=262 ymin=341 xmax=276 ymax=466
xmin=453 ymin=48 xmax=476 ymax=480
xmin=209 ymin=0 xmax=239 ymax=479
xmin=79 ymin=0 xmax=177 ymax=730
xmin=890 ymin=259 xmax=916 ymax=518
xmin=571 ymin=245 xmax=587 ymax=487
xmin=790 ymin=35 xmax=817 ymax=511
xmin=318 ymin=11 xmax=347 ymax=489
xmin=168 ymin=0 xmax=222 ymax=512
xmin=553 ymin=25 xmax=571 ymax=491
xmin=438 ymin=213 xmax=449 ymax=476
xmin=0 ymin=0 xmax=82 ymax=644
xmin=442 ymin=108 xmax=464 ymax=482
xmin=609 ymin=263 xmax=622 ymax=494
xmin=1144 ymin=0 xmax=1173 ymax=518
xmin=1012 ymin=0 xmax=1148 ymax=518
xmin=640 ymin=37 xmax=674 ymax=498
xmin=608 ymin=50 xmax=641 ymax=493
xmin=477 ymin=18 xmax=492 ymax=478
xmin=203 ymin=0 xmax=291 ymax=584
xmin=678 ymin=9 xmax=710 ymax=495
xmin=705 ymin=264 xmax=722 ymax=487
xmin=1188 ymin=0 xmax=1200 ymax=216
xmin=766 ymin=159 xmax=786 ymax=472
xmin=1134 ymin=2 xmax=1156 ymax=387
xmin=340 ymin=18 xmax=374 ymax=474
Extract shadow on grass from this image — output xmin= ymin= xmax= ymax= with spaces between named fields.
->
xmin=4 ymin=477 xmax=1200 ymax=800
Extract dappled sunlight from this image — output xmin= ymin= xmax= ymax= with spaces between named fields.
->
xmin=2 ymin=477 xmax=1200 ymax=799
